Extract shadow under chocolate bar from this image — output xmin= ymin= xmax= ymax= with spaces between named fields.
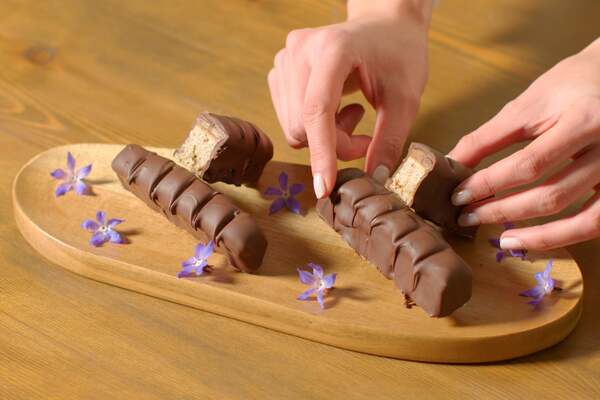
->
xmin=317 ymin=168 xmax=472 ymax=317
xmin=112 ymin=144 xmax=267 ymax=273
xmin=174 ymin=112 xmax=273 ymax=186
xmin=387 ymin=142 xmax=477 ymax=238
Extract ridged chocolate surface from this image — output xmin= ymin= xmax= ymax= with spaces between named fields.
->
xmin=192 ymin=113 xmax=273 ymax=186
xmin=316 ymin=168 xmax=472 ymax=317
xmin=112 ymin=144 xmax=267 ymax=272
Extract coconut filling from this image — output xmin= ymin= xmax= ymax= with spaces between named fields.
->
xmin=173 ymin=120 xmax=228 ymax=178
xmin=385 ymin=155 xmax=429 ymax=207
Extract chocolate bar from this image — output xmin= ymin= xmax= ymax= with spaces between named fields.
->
xmin=112 ymin=144 xmax=267 ymax=272
xmin=173 ymin=112 xmax=273 ymax=186
xmin=316 ymin=168 xmax=472 ymax=317
xmin=386 ymin=142 xmax=477 ymax=237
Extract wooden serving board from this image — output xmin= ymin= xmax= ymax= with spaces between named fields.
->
xmin=13 ymin=144 xmax=583 ymax=363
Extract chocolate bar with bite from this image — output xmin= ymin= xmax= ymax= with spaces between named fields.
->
xmin=173 ymin=112 xmax=273 ymax=186
xmin=316 ymin=168 xmax=472 ymax=317
xmin=386 ymin=142 xmax=477 ymax=238
xmin=112 ymin=144 xmax=267 ymax=272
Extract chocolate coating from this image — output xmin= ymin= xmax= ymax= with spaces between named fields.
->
xmin=317 ymin=168 xmax=472 ymax=317
xmin=174 ymin=113 xmax=273 ymax=186
xmin=387 ymin=142 xmax=477 ymax=238
xmin=112 ymin=144 xmax=267 ymax=272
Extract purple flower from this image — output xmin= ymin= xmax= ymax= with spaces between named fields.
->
xmin=82 ymin=211 xmax=125 ymax=247
xmin=520 ymin=258 xmax=556 ymax=307
xmin=489 ymin=222 xmax=527 ymax=262
xmin=297 ymin=263 xmax=336 ymax=309
xmin=50 ymin=152 xmax=93 ymax=197
xmin=178 ymin=241 xmax=214 ymax=278
xmin=264 ymin=171 xmax=304 ymax=215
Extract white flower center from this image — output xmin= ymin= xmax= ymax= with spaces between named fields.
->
xmin=543 ymin=281 xmax=553 ymax=294
xmin=194 ymin=258 xmax=205 ymax=267
xmin=98 ymin=225 xmax=109 ymax=233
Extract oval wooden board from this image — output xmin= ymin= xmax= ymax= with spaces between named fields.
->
xmin=13 ymin=144 xmax=583 ymax=363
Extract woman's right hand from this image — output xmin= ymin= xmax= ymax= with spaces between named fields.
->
xmin=268 ymin=0 xmax=434 ymax=198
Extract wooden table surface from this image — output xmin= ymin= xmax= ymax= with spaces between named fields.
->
xmin=1 ymin=1 xmax=599 ymax=398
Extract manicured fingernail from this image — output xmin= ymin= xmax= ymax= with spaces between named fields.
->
xmin=458 ymin=212 xmax=480 ymax=227
xmin=373 ymin=165 xmax=390 ymax=184
xmin=500 ymin=237 xmax=524 ymax=250
xmin=452 ymin=189 xmax=472 ymax=206
xmin=313 ymin=173 xmax=326 ymax=199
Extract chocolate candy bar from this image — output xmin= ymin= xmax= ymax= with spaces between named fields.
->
xmin=316 ymin=168 xmax=472 ymax=317
xmin=112 ymin=144 xmax=267 ymax=272
xmin=386 ymin=142 xmax=477 ymax=238
xmin=173 ymin=112 xmax=273 ymax=186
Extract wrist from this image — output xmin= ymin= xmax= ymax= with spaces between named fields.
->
xmin=347 ymin=0 xmax=434 ymax=27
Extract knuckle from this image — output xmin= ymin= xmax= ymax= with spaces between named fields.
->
xmin=475 ymin=170 xmax=497 ymax=197
xmin=516 ymin=150 xmax=545 ymax=181
xmin=317 ymin=28 xmax=350 ymax=57
xmin=273 ymin=49 xmax=286 ymax=67
xmin=482 ymin=207 xmax=510 ymax=224
xmin=286 ymin=29 xmax=307 ymax=52
xmin=539 ymin=187 xmax=569 ymax=214
xmin=457 ymin=133 xmax=479 ymax=152
xmin=302 ymin=100 xmax=334 ymax=125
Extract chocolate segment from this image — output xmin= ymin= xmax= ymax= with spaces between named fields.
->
xmin=316 ymin=168 xmax=472 ymax=317
xmin=112 ymin=144 xmax=267 ymax=272
xmin=173 ymin=112 xmax=273 ymax=186
xmin=386 ymin=142 xmax=477 ymax=237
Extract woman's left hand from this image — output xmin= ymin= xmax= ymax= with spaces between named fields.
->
xmin=449 ymin=37 xmax=600 ymax=251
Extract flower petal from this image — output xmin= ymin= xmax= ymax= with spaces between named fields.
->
xmin=195 ymin=260 xmax=209 ymax=275
xmin=269 ymin=198 xmax=286 ymax=215
xmin=181 ymin=257 xmax=197 ymax=268
xmin=108 ymin=230 xmax=123 ymax=244
xmin=81 ymin=219 xmax=99 ymax=231
xmin=76 ymin=164 xmax=92 ymax=180
xmin=67 ymin=152 xmax=76 ymax=172
xmin=55 ymin=183 xmax=72 ymax=197
xmin=289 ymin=183 xmax=304 ymax=196
xmin=527 ymin=297 xmax=544 ymax=307
xmin=278 ymin=171 xmax=288 ymax=191
xmin=96 ymin=211 xmax=106 ymax=225
xmin=196 ymin=241 xmax=214 ymax=259
xmin=50 ymin=168 xmax=67 ymax=180
xmin=297 ymin=268 xmax=315 ymax=285
xmin=107 ymin=218 xmax=124 ymax=228
xmin=488 ymin=238 xmax=501 ymax=249
xmin=496 ymin=250 xmax=505 ymax=263
xmin=297 ymin=287 xmax=316 ymax=301
xmin=520 ymin=286 xmax=544 ymax=299
xmin=90 ymin=232 xmax=108 ymax=247
xmin=316 ymin=289 xmax=325 ymax=309
xmin=309 ymin=263 xmax=323 ymax=278
xmin=74 ymin=180 xmax=89 ymax=195
xmin=322 ymin=273 xmax=336 ymax=289
xmin=285 ymin=197 xmax=301 ymax=215
xmin=263 ymin=187 xmax=283 ymax=196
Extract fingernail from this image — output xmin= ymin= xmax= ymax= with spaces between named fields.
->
xmin=458 ymin=212 xmax=480 ymax=227
xmin=373 ymin=165 xmax=390 ymax=184
xmin=452 ymin=189 xmax=472 ymax=206
xmin=313 ymin=173 xmax=326 ymax=199
xmin=500 ymin=237 xmax=524 ymax=250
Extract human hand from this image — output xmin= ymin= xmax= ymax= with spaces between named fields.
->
xmin=449 ymin=38 xmax=600 ymax=250
xmin=268 ymin=0 xmax=433 ymax=198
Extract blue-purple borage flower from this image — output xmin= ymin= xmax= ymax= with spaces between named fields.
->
xmin=82 ymin=211 xmax=125 ymax=247
xmin=264 ymin=171 xmax=304 ymax=215
xmin=297 ymin=263 xmax=336 ymax=309
xmin=520 ymin=258 xmax=560 ymax=308
xmin=50 ymin=152 xmax=92 ymax=197
xmin=489 ymin=222 xmax=527 ymax=262
xmin=178 ymin=241 xmax=215 ymax=278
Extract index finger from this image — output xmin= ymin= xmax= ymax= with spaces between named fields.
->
xmin=303 ymin=51 xmax=354 ymax=198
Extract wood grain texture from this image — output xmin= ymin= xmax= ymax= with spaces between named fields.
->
xmin=13 ymin=143 xmax=583 ymax=363
xmin=1 ymin=0 xmax=600 ymax=398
